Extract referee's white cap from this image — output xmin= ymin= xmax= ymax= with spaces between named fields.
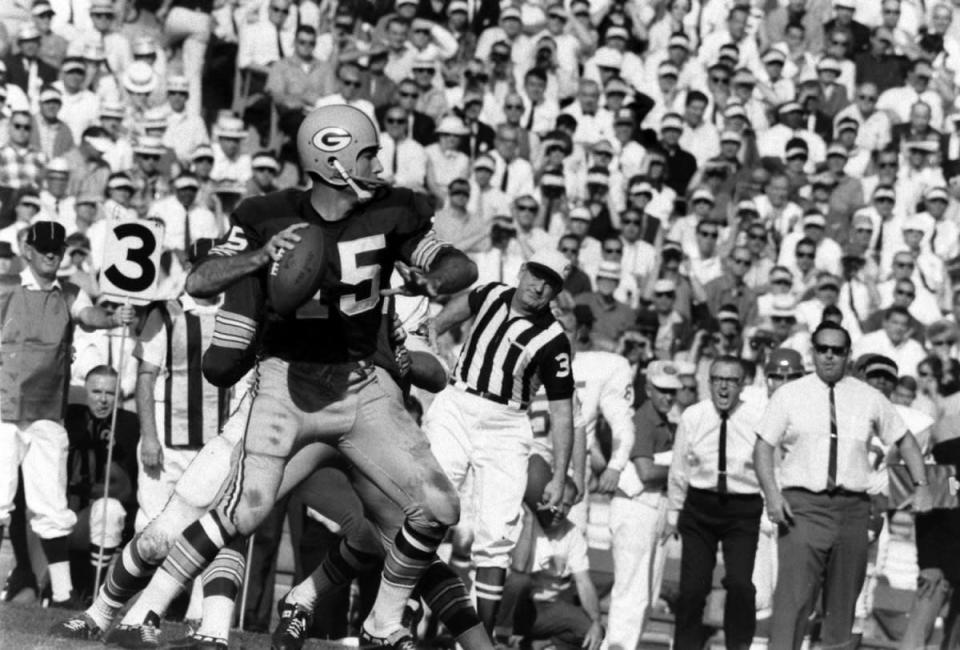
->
xmin=527 ymin=249 xmax=571 ymax=287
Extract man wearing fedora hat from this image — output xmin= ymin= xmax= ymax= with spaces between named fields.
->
xmin=54 ymin=57 xmax=99 ymax=144
xmin=4 ymin=23 xmax=58 ymax=101
xmin=159 ymin=75 xmax=210 ymax=165
xmin=210 ymin=115 xmax=253 ymax=186
xmin=30 ymin=0 xmax=67 ymax=69
xmin=130 ymin=136 xmax=172 ymax=206
xmin=426 ymin=115 xmax=472 ymax=203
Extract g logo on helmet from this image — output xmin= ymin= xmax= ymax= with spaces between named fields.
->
xmin=312 ymin=127 xmax=353 ymax=152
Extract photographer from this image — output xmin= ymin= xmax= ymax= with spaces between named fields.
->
xmin=474 ymin=214 xmax=525 ymax=285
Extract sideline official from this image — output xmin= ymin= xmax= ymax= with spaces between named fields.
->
xmin=755 ymin=321 xmax=933 ymax=649
xmin=666 ymin=356 xmax=765 ymax=650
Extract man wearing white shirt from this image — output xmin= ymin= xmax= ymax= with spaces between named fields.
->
xmin=159 ymin=75 xmax=209 ymax=165
xmin=313 ymin=63 xmax=376 ymax=124
xmin=698 ymin=5 xmax=763 ymax=76
xmin=759 ymin=101 xmax=827 ymax=168
xmin=147 ymin=173 xmax=220 ymax=263
xmin=40 ymin=158 xmax=77 ymax=232
xmin=520 ymin=69 xmax=559 ymax=138
xmin=678 ymin=90 xmax=720 ymax=167
xmin=53 ymin=57 xmax=99 ymax=144
xmin=236 ymin=0 xmax=293 ymax=73
xmin=379 ymin=105 xmax=427 ymax=192
xmin=877 ymin=59 xmax=945 ymax=127
xmin=382 ymin=17 xmax=416 ymax=84
xmin=209 ymin=117 xmax=252 ymax=186
xmin=490 ymin=125 xmax=535 ymax=203
xmin=475 ymin=6 xmax=532 ymax=70
xmin=834 ymin=83 xmax=892 ymax=152
xmin=81 ymin=0 xmax=131 ymax=78
xmin=853 ymin=306 xmax=927 ymax=378
xmin=561 ymin=79 xmax=615 ymax=148
xmin=512 ymin=195 xmax=555 ymax=261
xmin=778 ymin=211 xmax=843 ymax=277
xmin=467 ymin=155 xmax=511 ymax=225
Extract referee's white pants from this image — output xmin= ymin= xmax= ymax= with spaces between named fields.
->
xmin=0 ymin=419 xmax=77 ymax=539
xmin=602 ymin=493 xmax=667 ymax=650
xmin=423 ymin=387 xmax=531 ymax=570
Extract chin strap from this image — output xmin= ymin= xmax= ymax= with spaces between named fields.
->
xmin=330 ymin=158 xmax=373 ymax=202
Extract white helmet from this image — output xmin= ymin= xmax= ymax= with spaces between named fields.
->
xmin=297 ymin=104 xmax=382 ymax=199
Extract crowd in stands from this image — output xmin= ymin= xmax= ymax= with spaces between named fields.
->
xmin=6 ymin=0 xmax=960 ymax=645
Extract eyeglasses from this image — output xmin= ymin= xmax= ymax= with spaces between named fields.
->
xmin=297 ymin=39 xmax=317 ymax=46
xmin=878 ymin=162 xmax=899 ymax=169
xmin=796 ymin=251 xmax=814 ymax=258
xmin=895 ymin=288 xmax=915 ymax=297
xmin=504 ymin=104 xmax=524 ymax=110
xmin=91 ymin=12 xmax=113 ymax=18
xmin=449 ymin=189 xmax=470 ymax=197
xmin=772 ymin=278 xmax=792 ymax=286
xmin=386 ymin=117 xmax=406 ymax=124
xmin=698 ymin=230 xmax=719 ymax=239
xmin=749 ymin=339 xmax=776 ymax=351
xmin=855 ymin=227 xmax=874 ymax=233
xmin=11 ymin=123 xmax=31 ymax=131
xmin=883 ymin=8 xmax=901 ymax=13
xmin=732 ymin=257 xmax=752 ymax=266
xmin=604 ymin=247 xmax=623 ymax=254
xmin=771 ymin=315 xmax=795 ymax=323
xmin=270 ymin=5 xmax=289 ymax=13
xmin=710 ymin=76 xmax=730 ymax=84
xmin=832 ymin=39 xmax=849 ymax=46
xmin=341 ymin=78 xmax=362 ymax=87
xmin=747 ymin=233 xmax=766 ymax=241
xmin=858 ymin=94 xmax=877 ymax=101
xmin=894 ymin=261 xmax=915 ymax=268
xmin=680 ymin=383 xmax=697 ymax=392
xmin=559 ymin=246 xmax=579 ymax=253
xmin=139 ymin=154 xmax=160 ymax=160
xmin=813 ymin=344 xmax=848 ymax=355
xmin=516 ymin=204 xmax=538 ymax=212
xmin=932 ymin=339 xmax=956 ymax=347
xmin=709 ymin=375 xmax=742 ymax=385
xmin=399 ymin=91 xmax=420 ymax=98
xmin=654 ymin=291 xmax=675 ymax=298
xmin=622 ymin=219 xmax=642 ymax=225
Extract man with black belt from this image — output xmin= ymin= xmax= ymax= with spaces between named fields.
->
xmin=755 ymin=321 xmax=933 ymax=649
xmin=665 ymin=356 xmax=765 ymax=650
xmin=426 ymin=249 xmax=576 ymax=633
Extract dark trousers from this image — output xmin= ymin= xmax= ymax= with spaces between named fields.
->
xmin=674 ymin=488 xmax=763 ymax=650
xmin=770 ymin=489 xmax=870 ymax=650
xmin=497 ymin=572 xmax=592 ymax=650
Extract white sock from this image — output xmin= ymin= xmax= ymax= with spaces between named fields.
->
xmin=121 ymin=570 xmax=182 ymax=625
xmin=196 ymin=595 xmax=234 ymax=642
xmin=288 ymin=578 xmax=320 ymax=610
xmin=47 ymin=561 xmax=73 ymax=602
xmin=363 ymin=581 xmax=409 ymax=638
xmin=185 ymin=579 xmax=204 ymax=621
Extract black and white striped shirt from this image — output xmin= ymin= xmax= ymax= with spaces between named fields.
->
xmin=453 ymin=283 xmax=574 ymax=408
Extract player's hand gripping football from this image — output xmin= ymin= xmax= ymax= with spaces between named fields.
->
xmin=381 ymin=261 xmax=440 ymax=298
xmin=260 ymin=223 xmax=309 ymax=264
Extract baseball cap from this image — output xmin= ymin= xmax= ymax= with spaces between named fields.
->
xmin=724 ymin=102 xmax=748 ymax=121
xmin=604 ymin=78 xmax=631 ymax=96
xmin=717 ymin=304 xmax=740 ymax=322
xmin=762 ymin=48 xmax=786 ymax=65
xmin=873 ymin=185 xmax=896 ymax=201
xmin=46 ymin=157 xmax=70 ymax=176
xmin=862 ymin=354 xmax=898 ymax=380
xmin=691 ymin=187 xmax=715 ymax=204
xmin=737 ymin=199 xmax=758 ymax=214
xmin=901 ymin=216 xmax=927 ymax=233
xmin=802 ymin=212 xmax=826 ymax=228
xmin=62 ymin=57 xmax=86 ymax=74
xmin=605 ymin=26 xmax=629 ymax=42
xmin=826 ymin=143 xmax=848 ymax=159
xmin=541 ymin=170 xmax=564 ymax=189
xmin=732 ymin=69 xmax=756 ymax=86
xmin=817 ymin=57 xmax=842 ymax=75
xmin=26 ymin=221 xmax=66 ymax=253
xmin=593 ymin=47 xmax=623 ymax=70
xmin=778 ymin=101 xmax=803 ymax=117
xmin=770 ymin=267 xmax=793 ymax=283
xmin=653 ymin=278 xmax=676 ymax=293
xmin=591 ymin=139 xmax=615 ymax=155
xmin=647 ymin=360 xmax=682 ymax=390
xmin=765 ymin=348 xmax=804 ymax=375
xmin=569 ymin=206 xmax=592 ymax=221
xmin=596 ymin=261 xmax=622 ymax=281
xmin=473 ymin=155 xmax=495 ymax=171
xmin=526 ymin=249 xmax=571 ymax=286
xmin=658 ymin=61 xmax=680 ymax=78
xmin=668 ymin=34 xmax=691 ymax=51
xmin=926 ymin=186 xmax=949 ymax=202
xmin=852 ymin=212 xmax=874 ymax=229
xmin=720 ymin=130 xmax=742 ymax=145
xmin=785 ymin=138 xmax=809 ymax=159
xmin=817 ymin=273 xmax=840 ymax=290
xmin=500 ymin=6 xmax=521 ymax=21
xmin=629 ymin=180 xmax=653 ymax=196
xmin=107 ymin=172 xmax=135 ymax=192
xmin=191 ymin=144 xmax=215 ymax=161
xmin=660 ymin=113 xmax=683 ymax=132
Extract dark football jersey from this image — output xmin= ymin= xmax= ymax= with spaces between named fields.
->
xmin=205 ymin=187 xmax=448 ymax=363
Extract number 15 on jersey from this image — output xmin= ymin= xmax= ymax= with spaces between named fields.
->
xmin=99 ymin=220 xmax=166 ymax=306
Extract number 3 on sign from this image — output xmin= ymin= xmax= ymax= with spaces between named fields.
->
xmin=99 ymin=220 xmax=165 ymax=306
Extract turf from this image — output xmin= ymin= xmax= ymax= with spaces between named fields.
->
xmin=0 ymin=602 xmax=355 ymax=649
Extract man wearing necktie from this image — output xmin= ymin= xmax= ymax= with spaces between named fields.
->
xmin=755 ymin=321 xmax=933 ymax=649
xmin=665 ymin=356 xmax=765 ymax=650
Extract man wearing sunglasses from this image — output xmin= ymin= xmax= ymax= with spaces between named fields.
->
xmin=0 ymin=110 xmax=45 ymax=192
xmin=756 ymin=321 xmax=932 ymax=649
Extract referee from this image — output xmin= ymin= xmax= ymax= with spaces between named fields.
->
xmin=755 ymin=321 xmax=933 ymax=649
xmin=426 ymin=249 xmax=576 ymax=633
xmin=666 ymin=356 xmax=765 ymax=650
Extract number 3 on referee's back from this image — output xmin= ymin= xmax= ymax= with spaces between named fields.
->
xmin=99 ymin=220 xmax=165 ymax=306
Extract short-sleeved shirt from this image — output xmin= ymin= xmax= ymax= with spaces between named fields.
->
xmin=204 ymin=187 xmax=449 ymax=363
xmin=529 ymin=518 xmax=590 ymax=602
xmin=757 ymin=373 xmax=908 ymax=493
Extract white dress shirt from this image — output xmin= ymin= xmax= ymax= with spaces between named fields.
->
xmin=490 ymin=152 xmax=535 ymax=203
xmin=853 ymin=330 xmax=928 ymax=380
xmin=53 ymin=84 xmax=100 ymax=144
xmin=147 ymin=195 xmax=222 ymax=254
xmin=758 ymin=374 xmax=907 ymax=493
xmin=379 ymin=134 xmax=428 ymax=192
xmin=668 ymin=397 xmax=766 ymax=513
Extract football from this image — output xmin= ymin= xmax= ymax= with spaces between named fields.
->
xmin=267 ymin=223 xmax=327 ymax=317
